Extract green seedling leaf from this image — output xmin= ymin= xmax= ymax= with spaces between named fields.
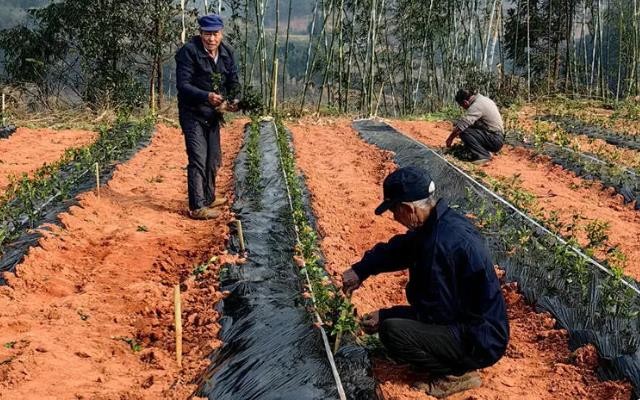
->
xmin=3 ymin=341 xmax=16 ymax=349
xmin=137 ymin=225 xmax=149 ymax=232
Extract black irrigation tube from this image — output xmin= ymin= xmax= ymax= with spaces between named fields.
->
xmin=195 ymin=121 xmax=341 ymax=399
xmin=505 ymin=135 xmax=640 ymax=210
xmin=539 ymin=115 xmax=640 ymax=151
xmin=352 ymin=119 xmax=640 ymax=397
xmin=0 ymin=124 xmax=16 ymax=139
xmin=0 ymin=118 xmax=155 ymax=280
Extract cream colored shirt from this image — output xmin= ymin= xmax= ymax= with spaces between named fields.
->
xmin=455 ymin=94 xmax=504 ymax=134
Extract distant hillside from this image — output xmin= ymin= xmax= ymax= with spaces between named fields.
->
xmin=0 ymin=0 xmax=51 ymax=30
xmin=2 ymin=0 xmax=316 ymax=32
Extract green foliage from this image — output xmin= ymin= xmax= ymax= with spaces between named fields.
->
xmin=0 ymin=0 xmax=194 ymax=109
xmin=584 ymin=219 xmax=610 ymax=249
xmin=238 ymin=86 xmax=264 ymax=115
xmin=600 ymin=264 xmax=638 ymax=319
xmin=116 ymin=336 xmax=143 ymax=352
xmin=192 ymin=256 xmax=217 ymax=278
xmin=3 ymin=341 xmax=16 ymax=349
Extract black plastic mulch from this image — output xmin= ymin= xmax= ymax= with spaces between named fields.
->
xmin=196 ymin=122 xmax=352 ymax=400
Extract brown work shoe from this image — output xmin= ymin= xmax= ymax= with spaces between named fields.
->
xmin=414 ymin=371 xmax=482 ymax=399
xmin=208 ymin=197 xmax=228 ymax=208
xmin=189 ymin=207 xmax=220 ymax=220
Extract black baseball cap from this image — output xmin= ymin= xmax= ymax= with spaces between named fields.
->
xmin=375 ymin=166 xmax=436 ymax=215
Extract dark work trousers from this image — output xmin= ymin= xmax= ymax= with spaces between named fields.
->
xmin=378 ymin=306 xmax=472 ymax=377
xmin=459 ymin=128 xmax=504 ymax=160
xmin=179 ymin=113 xmax=222 ymax=211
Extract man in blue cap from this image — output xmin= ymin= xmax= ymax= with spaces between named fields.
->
xmin=175 ymin=14 xmax=241 ymax=219
xmin=342 ymin=166 xmax=509 ymax=398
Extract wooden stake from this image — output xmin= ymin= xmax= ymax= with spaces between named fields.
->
xmin=234 ymin=219 xmax=246 ymax=252
xmin=95 ymin=163 xmax=100 ymax=198
xmin=174 ymin=284 xmax=183 ymax=368
xmin=333 ymin=330 xmax=343 ymax=355
xmin=1 ymin=92 xmax=5 ymax=126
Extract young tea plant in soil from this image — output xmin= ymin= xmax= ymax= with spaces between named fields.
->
xmin=273 ymin=117 xmax=358 ymax=348
xmin=245 ymin=117 xmax=262 ymax=192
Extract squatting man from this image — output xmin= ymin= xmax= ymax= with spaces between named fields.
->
xmin=342 ymin=166 xmax=509 ymax=398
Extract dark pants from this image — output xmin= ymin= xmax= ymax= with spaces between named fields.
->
xmin=378 ymin=306 xmax=472 ymax=377
xmin=179 ymin=114 xmax=222 ymax=211
xmin=459 ymin=128 xmax=504 ymax=160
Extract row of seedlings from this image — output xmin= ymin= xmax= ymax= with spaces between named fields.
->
xmin=0 ymin=115 xmax=155 ymax=275
xmin=504 ymin=130 xmax=640 ymax=210
xmin=352 ymin=119 xmax=640 ymax=397
xmin=274 ymin=117 xmax=378 ymax=400
xmin=538 ymin=115 xmax=640 ymax=151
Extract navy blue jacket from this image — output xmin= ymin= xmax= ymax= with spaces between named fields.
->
xmin=352 ymin=199 xmax=509 ymax=368
xmin=175 ymin=36 xmax=240 ymax=121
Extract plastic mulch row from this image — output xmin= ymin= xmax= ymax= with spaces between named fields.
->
xmin=0 ymin=125 xmax=16 ymax=139
xmin=505 ymin=135 xmax=640 ymax=210
xmin=352 ymin=119 xmax=640 ymax=397
xmin=195 ymin=121 xmax=376 ymax=400
xmin=0 ymin=121 xmax=154 ymax=279
xmin=539 ymin=115 xmax=640 ymax=151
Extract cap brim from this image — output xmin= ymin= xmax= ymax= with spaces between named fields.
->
xmin=375 ymin=200 xmax=393 ymax=215
xmin=200 ymin=26 xmax=223 ymax=32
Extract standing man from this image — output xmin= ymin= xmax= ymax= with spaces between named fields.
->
xmin=176 ymin=14 xmax=240 ymax=219
xmin=445 ymin=89 xmax=504 ymax=165
xmin=342 ymin=167 xmax=509 ymax=398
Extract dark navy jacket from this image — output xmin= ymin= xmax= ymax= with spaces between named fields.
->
xmin=175 ymin=36 xmax=240 ymax=121
xmin=352 ymin=199 xmax=509 ymax=368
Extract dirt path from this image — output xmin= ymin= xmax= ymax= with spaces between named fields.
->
xmin=289 ymin=118 xmax=630 ymax=400
xmin=390 ymin=120 xmax=640 ymax=280
xmin=0 ymin=127 xmax=97 ymax=191
xmin=0 ymin=120 xmax=246 ymax=399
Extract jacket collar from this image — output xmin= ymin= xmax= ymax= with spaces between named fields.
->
xmin=419 ymin=198 xmax=449 ymax=234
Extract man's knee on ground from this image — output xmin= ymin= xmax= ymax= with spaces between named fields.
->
xmin=379 ymin=318 xmax=413 ymax=350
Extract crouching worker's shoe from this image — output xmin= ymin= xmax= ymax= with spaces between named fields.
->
xmin=471 ymin=157 xmax=491 ymax=166
xmin=208 ymin=197 xmax=228 ymax=209
xmin=413 ymin=371 xmax=481 ymax=399
xmin=189 ymin=207 xmax=220 ymax=220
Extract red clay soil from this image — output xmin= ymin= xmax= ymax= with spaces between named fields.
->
xmin=0 ymin=127 xmax=97 ymax=191
xmin=289 ymin=117 xmax=631 ymax=400
xmin=0 ymin=119 xmax=247 ymax=399
xmin=390 ymin=120 xmax=640 ymax=280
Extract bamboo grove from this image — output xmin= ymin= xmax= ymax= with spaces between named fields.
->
xmin=1 ymin=0 xmax=639 ymax=115
xmin=227 ymin=0 xmax=640 ymax=116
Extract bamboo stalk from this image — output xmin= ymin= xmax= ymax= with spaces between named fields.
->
xmin=174 ymin=284 xmax=182 ymax=368
xmin=180 ymin=0 xmax=186 ymax=44
xmin=272 ymin=59 xmax=278 ymax=113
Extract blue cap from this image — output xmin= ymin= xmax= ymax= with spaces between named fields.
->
xmin=375 ymin=166 xmax=436 ymax=215
xmin=198 ymin=14 xmax=224 ymax=32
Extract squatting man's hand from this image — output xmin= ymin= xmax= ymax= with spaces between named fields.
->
xmin=341 ymin=268 xmax=361 ymax=296
xmin=360 ymin=311 xmax=380 ymax=334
